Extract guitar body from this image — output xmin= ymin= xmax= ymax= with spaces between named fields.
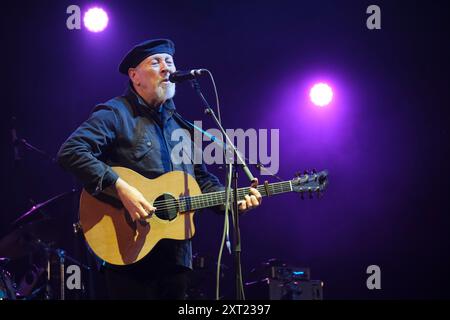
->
xmin=79 ymin=167 xmax=202 ymax=266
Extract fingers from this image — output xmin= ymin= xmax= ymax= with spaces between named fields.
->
xmin=129 ymin=201 xmax=156 ymax=222
xmin=141 ymin=200 xmax=157 ymax=215
xmin=137 ymin=205 xmax=150 ymax=220
xmin=237 ymin=185 xmax=263 ymax=213
xmin=118 ymin=184 xmax=157 ymax=222
xmin=244 ymin=195 xmax=253 ymax=210
xmin=246 ymin=194 xmax=259 ymax=208
xmin=250 ymin=195 xmax=259 ymax=207
xmin=128 ymin=210 xmax=141 ymax=222
xmin=249 ymin=187 xmax=262 ymax=205
xmin=238 ymin=200 xmax=247 ymax=211
xmin=137 ymin=200 xmax=156 ymax=220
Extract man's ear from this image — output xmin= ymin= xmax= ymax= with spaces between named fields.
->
xmin=128 ymin=68 xmax=138 ymax=85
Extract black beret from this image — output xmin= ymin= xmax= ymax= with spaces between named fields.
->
xmin=118 ymin=39 xmax=175 ymax=75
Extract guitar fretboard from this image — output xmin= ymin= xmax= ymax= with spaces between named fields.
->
xmin=175 ymin=181 xmax=293 ymax=212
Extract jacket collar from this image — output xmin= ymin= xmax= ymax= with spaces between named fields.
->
xmin=123 ymin=82 xmax=176 ymax=119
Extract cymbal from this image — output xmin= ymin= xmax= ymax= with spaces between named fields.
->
xmin=11 ymin=189 xmax=77 ymax=228
xmin=0 ymin=189 xmax=77 ymax=259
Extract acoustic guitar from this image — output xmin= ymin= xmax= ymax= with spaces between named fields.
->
xmin=79 ymin=167 xmax=328 ymax=265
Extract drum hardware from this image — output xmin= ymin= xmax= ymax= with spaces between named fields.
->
xmin=0 ymin=259 xmax=17 ymax=300
xmin=0 ymin=189 xmax=90 ymax=300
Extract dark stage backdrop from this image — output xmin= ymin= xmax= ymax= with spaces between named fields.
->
xmin=1 ymin=0 xmax=449 ymax=299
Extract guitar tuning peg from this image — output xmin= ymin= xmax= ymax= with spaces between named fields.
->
xmin=295 ymin=171 xmax=301 ymax=177
xmin=316 ymin=189 xmax=322 ymax=199
xmin=312 ymin=169 xmax=317 ymax=174
xmin=303 ymin=170 xmax=309 ymax=175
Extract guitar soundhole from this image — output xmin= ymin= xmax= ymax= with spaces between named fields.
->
xmin=154 ymin=193 xmax=179 ymax=221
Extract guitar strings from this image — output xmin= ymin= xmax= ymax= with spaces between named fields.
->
xmin=148 ymin=183 xmax=292 ymax=212
xmin=151 ymin=192 xmax=260 ymax=211
xmin=150 ymin=183 xmax=291 ymax=211
xmin=150 ymin=184 xmax=287 ymax=210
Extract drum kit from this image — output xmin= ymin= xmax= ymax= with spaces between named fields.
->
xmin=2 ymin=126 xmax=91 ymax=300
xmin=0 ymin=189 xmax=93 ymax=300
xmin=1 ymin=188 xmax=98 ymax=300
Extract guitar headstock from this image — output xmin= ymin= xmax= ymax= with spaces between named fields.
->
xmin=291 ymin=169 xmax=328 ymax=199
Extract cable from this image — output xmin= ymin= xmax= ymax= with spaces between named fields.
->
xmin=216 ymin=162 xmax=233 ymax=300
xmin=204 ymin=69 xmax=283 ymax=182
xmin=204 ymin=69 xmax=222 ymax=124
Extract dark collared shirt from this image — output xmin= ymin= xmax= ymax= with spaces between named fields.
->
xmin=57 ymin=85 xmax=224 ymax=270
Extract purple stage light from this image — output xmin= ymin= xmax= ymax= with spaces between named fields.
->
xmin=83 ymin=7 xmax=108 ymax=32
xmin=310 ymin=83 xmax=333 ymax=107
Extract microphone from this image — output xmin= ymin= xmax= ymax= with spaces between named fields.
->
xmin=169 ymin=69 xmax=206 ymax=83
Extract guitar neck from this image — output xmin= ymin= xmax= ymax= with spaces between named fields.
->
xmin=177 ymin=180 xmax=293 ymax=212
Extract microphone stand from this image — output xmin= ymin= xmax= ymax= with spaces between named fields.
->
xmin=11 ymin=116 xmax=56 ymax=164
xmin=191 ymin=79 xmax=256 ymax=300
xmin=16 ymin=138 xmax=56 ymax=163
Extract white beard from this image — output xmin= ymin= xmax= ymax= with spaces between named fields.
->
xmin=157 ymin=82 xmax=176 ymax=102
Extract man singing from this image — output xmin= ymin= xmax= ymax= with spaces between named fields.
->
xmin=57 ymin=39 xmax=261 ymax=299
